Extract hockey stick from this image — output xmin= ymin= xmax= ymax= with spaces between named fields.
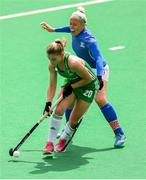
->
xmin=9 ymin=96 xmax=63 ymax=156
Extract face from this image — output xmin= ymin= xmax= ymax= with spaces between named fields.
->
xmin=70 ymin=17 xmax=85 ymax=36
xmin=48 ymin=54 xmax=63 ymax=66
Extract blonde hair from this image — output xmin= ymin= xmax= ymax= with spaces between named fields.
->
xmin=71 ymin=7 xmax=87 ymax=24
xmin=47 ymin=38 xmax=67 ymax=55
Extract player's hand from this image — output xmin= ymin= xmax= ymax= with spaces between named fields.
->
xmin=97 ymin=76 xmax=104 ymax=90
xmin=43 ymin=101 xmax=52 ymax=116
xmin=40 ymin=22 xmax=55 ymax=32
xmin=63 ymin=84 xmax=73 ymax=98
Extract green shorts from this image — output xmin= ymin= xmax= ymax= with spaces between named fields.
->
xmin=64 ymin=79 xmax=98 ymax=103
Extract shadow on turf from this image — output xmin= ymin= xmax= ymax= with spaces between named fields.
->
xmin=8 ymin=144 xmax=116 ymax=174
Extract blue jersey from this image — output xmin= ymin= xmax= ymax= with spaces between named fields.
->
xmin=55 ymin=26 xmax=106 ymax=76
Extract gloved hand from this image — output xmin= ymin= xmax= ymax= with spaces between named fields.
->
xmin=97 ymin=76 xmax=104 ymax=90
xmin=43 ymin=101 xmax=52 ymax=116
xmin=63 ymin=84 xmax=73 ymax=98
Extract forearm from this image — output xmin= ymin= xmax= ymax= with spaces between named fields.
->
xmin=47 ymin=64 xmax=58 ymax=102
xmin=47 ymin=86 xmax=56 ymax=102
xmin=89 ymin=43 xmax=103 ymax=76
xmin=95 ymin=56 xmax=104 ymax=76
xmin=71 ymin=78 xmax=92 ymax=89
xmin=55 ymin=26 xmax=71 ymax=33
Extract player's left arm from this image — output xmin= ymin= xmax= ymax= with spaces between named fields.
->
xmin=87 ymin=41 xmax=104 ymax=90
xmin=87 ymin=42 xmax=104 ymax=76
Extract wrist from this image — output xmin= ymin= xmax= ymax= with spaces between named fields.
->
xmin=97 ymin=76 xmax=102 ymax=81
xmin=69 ymin=84 xmax=73 ymax=89
xmin=46 ymin=101 xmax=52 ymax=106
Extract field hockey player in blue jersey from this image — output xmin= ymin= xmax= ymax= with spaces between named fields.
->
xmin=40 ymin=7 xmax=126 ymax=148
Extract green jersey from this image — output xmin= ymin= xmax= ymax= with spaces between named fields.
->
xmin=56 ymin=53 xmax=98 ymax=103
xmin=56 ymin=53 xmax=97 ymax=84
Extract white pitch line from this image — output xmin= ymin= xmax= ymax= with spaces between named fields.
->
xmin=109 ymin=46 xmax=125 ymax=51
xmin=0 ymin=0 xmax=112 ymax=20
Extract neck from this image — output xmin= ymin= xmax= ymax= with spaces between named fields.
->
xmin=76 ymin=27 xmax=85 ymax=36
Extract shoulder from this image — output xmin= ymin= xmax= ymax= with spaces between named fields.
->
xmin=81 ymin=28 xmax=97 ymax=44
xmin=68 ymin=55 xmax=84 ymax=71
xmin=68 ymin=55 xmax=79 ymax=68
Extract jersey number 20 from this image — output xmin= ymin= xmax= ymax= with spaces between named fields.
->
xmin=83 ymin=90 xmax=93 ymax=98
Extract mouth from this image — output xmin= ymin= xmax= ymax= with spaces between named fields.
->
xmin=70 ymin=29 xmax=75 ymax=32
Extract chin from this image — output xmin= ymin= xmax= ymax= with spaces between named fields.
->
xmin=71 ymin=32 xmax=78 ymax=36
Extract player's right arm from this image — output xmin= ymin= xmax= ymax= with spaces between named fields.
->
xmin=47 ymin=64 xmax=57 ymax=102
xmin=40 ymin=22 xmax=70 ymax=33
xmin=43 ymin=64 xmax=57 ymax=116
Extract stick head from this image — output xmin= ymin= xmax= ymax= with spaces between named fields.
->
xmin=9 ymin=148 xmax=14 ymax=156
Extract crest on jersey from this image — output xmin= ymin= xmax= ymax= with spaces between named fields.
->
xmin=80 ymin=42 xmax=85 ymax=48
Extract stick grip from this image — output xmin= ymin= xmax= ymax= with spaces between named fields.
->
xmin=38 ymin=95 xmax=63 ymax=123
